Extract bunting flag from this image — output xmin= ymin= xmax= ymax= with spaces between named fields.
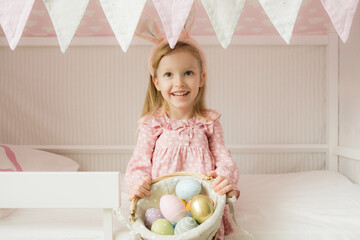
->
xmin=201 ymin=0 xmax=245 ymax=49
xmin=259 ymin=0 xmax=303 ymax=44
xmin=0 ymin=0 xmax=35 ymax=50
xmin=100 ymin=0 xmax=146 ymax=52
xmin=152 ymin=0 xmax=194 ymax=48
xmin=0 ymin=1 xmax=359 ymax=50
xmin=43 ymin=0 xmax=89 ymax=53
xmin=321 ymin=0 xmax=359 ymax=42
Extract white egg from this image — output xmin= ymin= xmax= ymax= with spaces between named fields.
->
xmin=174 ymin=217 xmax=199 ymax=234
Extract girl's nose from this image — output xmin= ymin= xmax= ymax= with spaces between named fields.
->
xmin=174 ymin=74 xmax=185 ymax=86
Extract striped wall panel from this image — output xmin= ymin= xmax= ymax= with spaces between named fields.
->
xmin=0 ymin=46 xmax=150 ymax=145
xmin=205 ymin=45 xmax=326 ymax=145
xmin=339 ymin=8 xmax=360 ymax=180
xmin=339 ymin=157 xmax=360 ymax=184
xmin=234 ymin=152 xmax=325 ymax=174
xmin=0 ymin=44 xmax=326 ymax=173
xmin=63 ymin=153 xmax=132 ymax=172
xmin=61 ymin=152 xmax=325 ymax=175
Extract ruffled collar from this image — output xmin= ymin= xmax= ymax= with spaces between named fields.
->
xmin=151 ymin=108 xmax=221 ymax=130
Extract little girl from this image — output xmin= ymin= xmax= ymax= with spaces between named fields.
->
xmin=125 ymin=19 xmax=240 ymax=239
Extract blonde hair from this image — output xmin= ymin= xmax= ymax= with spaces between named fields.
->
xmin=141 ymin=42 xmax=208 ymax=119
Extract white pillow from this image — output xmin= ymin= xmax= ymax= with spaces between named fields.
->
xmin=0 ymin=144 xmax=79 ymax=172
xmin=0 ymin=144 xmax=80 ymax=218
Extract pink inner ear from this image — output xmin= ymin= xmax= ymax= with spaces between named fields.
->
xmin=0 ymin=145 xmax=23 ymax=171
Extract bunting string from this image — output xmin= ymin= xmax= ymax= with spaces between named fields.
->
xmin=0 ymin=0 xmax=358 ymax=52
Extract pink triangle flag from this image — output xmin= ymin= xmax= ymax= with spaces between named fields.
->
xmin=0 ymin=0 xmax=35 ymax=50
xmin=201 ymin=0 xmax=245 ymax=49
xmin=152 ymin=0 xmax=194 ymax=48
xmin=100 ymin=0 xmax=146 ymax=52
xmin=43 ymin=0 xmax=89 ymax=53
xmin=321 ymin=0 xmax=359 ymax=42
xmin=259 ymin=0 xmax=302 ymax=44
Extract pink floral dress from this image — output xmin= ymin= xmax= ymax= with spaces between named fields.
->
xmin=125 ymin=108 xmax=240 ymax=239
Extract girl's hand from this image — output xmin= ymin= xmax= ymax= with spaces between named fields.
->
xmin=128 ymin=175 xmax=152 ymax=201
xmin=208 ymin=171 xmax=237 ymax=198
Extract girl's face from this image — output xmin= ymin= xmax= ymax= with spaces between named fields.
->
xmin=153 ymin=48 xmax=205 ymax=119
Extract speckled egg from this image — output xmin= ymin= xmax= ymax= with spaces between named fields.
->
xmin=174 ymin=217 xmax=199 ymax=235
xmin=151 ymin=219 xmax=174 ymax=235
xmin=176 ymin=179 xmax=202 ymax=200
xmin=144 ymin=208 xmax=164 ymax=229
xmin=160 ymin=195 xmax=187 ymax=223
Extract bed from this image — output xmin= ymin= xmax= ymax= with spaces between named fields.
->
xmin=1 ymin=0 xmax=360 ymax=239
xmin=1 ymin=170 xmax=360 ymax=240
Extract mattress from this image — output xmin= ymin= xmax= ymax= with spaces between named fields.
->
xmin=1 ymin=170 xmax=360 ymax=240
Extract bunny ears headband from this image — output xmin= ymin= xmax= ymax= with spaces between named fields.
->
xmin=135 ymin=9 xmax=207 ymax=77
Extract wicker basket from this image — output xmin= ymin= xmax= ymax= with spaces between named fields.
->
xmin=129 ymin=172 xmax=227 ymax=240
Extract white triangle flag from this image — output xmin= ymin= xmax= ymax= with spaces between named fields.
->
xmin=0 ymin=0 xmax=35 ymax=50
xmin=321 ymin=0 xmax=359 ymax=42
xmin=152 ymin=0 xmax=194 ymax=48
xmin=259 ymin=0 xmax=302 ymax=44
xmin=201 ymin=0 xmax=245 ymax=49
xmin=43 ymin=0 xmax=89 ymax=53
xmin=100 ymin=0 xmax=146 ymax=52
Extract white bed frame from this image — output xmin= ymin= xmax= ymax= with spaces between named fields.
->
xmin=0 ymin=172 xmax=121 ymax=240
xmin=1 ymin=28 xmax=360 ymax=240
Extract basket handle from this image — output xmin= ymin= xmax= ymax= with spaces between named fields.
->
xmin=129 ymin=172 xmax=213 ymax=223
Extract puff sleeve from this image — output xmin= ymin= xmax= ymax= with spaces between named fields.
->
xmin=124 ymin=117 xmax=162 ymax=192
xmin=208 ymin=119 xmax=240 ymax=198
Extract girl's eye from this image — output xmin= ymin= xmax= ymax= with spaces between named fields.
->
xmin=185 ymin=71 xmax=193 ymax=76
xmin=164 ymin=72 xmax=172 ymax=77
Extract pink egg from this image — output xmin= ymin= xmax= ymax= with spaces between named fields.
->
xmin=144 ymin=208 xmax=164 ymax=229
xmin=160 ymin=195 xmax=187 ymax=223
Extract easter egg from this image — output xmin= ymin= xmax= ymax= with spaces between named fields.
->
xmin=144 ymin=208 xmax=164 ymax=229
xmin=186 ymin=201 xmax=191 ymax=211
xmin=160 ymin=195 xmax=187 ymax=223
xmin=186 ymin=210 xmax=192 ymax=218
xmin=151 ymin=219 xmax=174 ymax=235
xmin=174 ymin=217 xmax=199 ymax=235
xmin=176 ymin=179 xmax=202 ymax=200
xmin=190 ymin=194 xmax=214 ymax=224
xmin=179 ymin=198 xmax=187 ymax=206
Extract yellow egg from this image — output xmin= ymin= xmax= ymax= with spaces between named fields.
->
xmin=189 ymin=195 xmax=214 ymax=224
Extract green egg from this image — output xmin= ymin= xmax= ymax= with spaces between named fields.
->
xmin=151 ymin=219 xmax=174 ymax=235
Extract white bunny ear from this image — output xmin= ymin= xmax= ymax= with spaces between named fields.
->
xmin=182 ymin=5 xmax=195 ymax=37
xmin=135 ymin=13 xmax=163 ymax=43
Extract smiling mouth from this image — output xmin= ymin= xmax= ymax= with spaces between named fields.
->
xmin=171 ymin=91 xmax=189 ymax=96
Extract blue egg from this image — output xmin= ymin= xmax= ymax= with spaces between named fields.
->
xmin=186 ymin=210 xmax=192 ymax=217
xmin=176 ymin=179 xmax=201 ymax=200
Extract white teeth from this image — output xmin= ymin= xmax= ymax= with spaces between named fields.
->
xmin=172 ymin=92 xmax=188 ymax=96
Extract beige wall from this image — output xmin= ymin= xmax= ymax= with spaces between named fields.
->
xmin=0 ymin=43 xmax=327 ymax=173
xmin=338 ymin=8 xmax=360 ymax=183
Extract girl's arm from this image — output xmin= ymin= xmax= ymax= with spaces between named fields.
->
xmin=124 ymin=119 xmax=160 ymax=194
xmin=208 ymin=120 xmax=240 ymax=199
